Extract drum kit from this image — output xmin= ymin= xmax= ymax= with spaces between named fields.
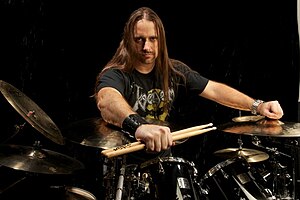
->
xmin=95 ymin=116 xmax=300 ymax=200
xmin=1 ymin=80 xmax=300 ymax=200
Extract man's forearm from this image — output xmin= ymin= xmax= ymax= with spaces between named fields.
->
xmin=97 ymin=87 xmax=135 ymax=127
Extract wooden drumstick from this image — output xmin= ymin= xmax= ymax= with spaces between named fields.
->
xmin=103 ymin=126 xmax=216 ymax=158
xmin=101 ymin=123 xmax=214 ymax=154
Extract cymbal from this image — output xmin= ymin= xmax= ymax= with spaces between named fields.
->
xmin=63 ymin=118 xmax=132 ymax=149
xmin=214 ymin=148 xmax=269 ymax=163
xmin=218 ymin=116 xmax=300 ymax=137
xmin=0 ymin=144 xmax=84 ymax=174
xmin=63 ymin=118 xmax=188 ymax=149
xmin=0 ymin=80 xmax=64 ymax=145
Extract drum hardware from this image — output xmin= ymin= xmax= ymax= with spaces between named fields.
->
xmin=124 ymin=164 xmax=152 ymax=199
xmin=103 ymin=156 xmax=122 ymax=200
xmin=0 ymin=176 xmax=27 ymax=195
xmin=103 ymin=155 xmax=152 ymax=200
xmin=200 ymin=156 xmax=274 ymax=200
xmin=105 ymin=156 xmax=202 ymax=200
xmin=115 ymin=163 xmax=126 ymax=200
xmin=251 ymin=136 xmax=293 ymax=199
xmin=1 ymin=121 xmax=26 ymax=144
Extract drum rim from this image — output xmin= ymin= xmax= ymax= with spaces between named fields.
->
xmin=203 ymin=158 xmax=238 ymax=179
xmin=140 ymin=156 xmax=195 ymax=169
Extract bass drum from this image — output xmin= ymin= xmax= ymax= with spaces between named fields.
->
xmin=200 ymin=157 xmax=272 ymax=200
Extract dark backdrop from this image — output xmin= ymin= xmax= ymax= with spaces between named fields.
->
xmin=0 ymin=0 xmax=299 ymax=199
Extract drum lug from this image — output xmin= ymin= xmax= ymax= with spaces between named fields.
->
xmin=220 ymin=169 xmax=229 ymax=179
xmin=158 ymin=161 xmax=165 ymax=174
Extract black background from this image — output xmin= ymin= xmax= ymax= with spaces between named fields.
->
xmin=0 ymin=0 xmax=299 ymax=199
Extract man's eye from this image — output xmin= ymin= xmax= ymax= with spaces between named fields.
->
xmin=135 ymin=38 xmax=144 ymax=42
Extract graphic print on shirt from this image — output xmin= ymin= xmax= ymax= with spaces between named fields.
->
xmin=132 ymin=84 xmax=175 ymax=121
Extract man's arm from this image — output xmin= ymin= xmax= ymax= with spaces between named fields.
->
xmin=200 ymin=80 xmax=284 ymax=119
xmin=96 ymin=86 xmax=173 ymax=151
xmin=96 ymin=87 xmax=136 ymax=127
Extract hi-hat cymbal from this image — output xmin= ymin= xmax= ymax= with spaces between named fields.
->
xmin=214 ymin=148 xmax=269 ymax=163
xmin=63 ymin=118 xmax=132 ymax=149
xmin=0 ymin=144 xmax=84 ymax=174
xmin=218 ymin=116 xmax=300 ymax=137
xmin=0 ymin=80 xmax=64 ymax=145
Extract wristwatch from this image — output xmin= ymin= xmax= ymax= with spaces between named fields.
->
xmin=251 ymin=99 xmax=264 ymax=115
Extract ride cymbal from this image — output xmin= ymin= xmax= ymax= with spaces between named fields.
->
xmin=214 ymin=148 xmax=269 ymax=163
xmin=0 ymin=80 xmax=64 ymax=145
xmin=219 ymin=116 xmax=300 ymax=137
xmin=0 ymin=144 xmax=84 ymax=174
xmin=63 ymin=118 xmax=132 ymax=149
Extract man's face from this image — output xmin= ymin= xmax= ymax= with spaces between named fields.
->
xmin=133 ymin=19 xmax=158 ymax=66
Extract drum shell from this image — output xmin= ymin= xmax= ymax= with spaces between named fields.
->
xmin=139 ymin=157 xmax=201 ymax=200
xmin=200 ymin=157 xmax=269 ymax=200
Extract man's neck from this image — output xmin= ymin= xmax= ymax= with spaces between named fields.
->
xmin=135 ymin=63 xmax=154 ymax=74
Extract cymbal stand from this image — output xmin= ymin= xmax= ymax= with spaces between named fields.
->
xmin=236 ymin=110 xmax=243 ymax=151
xmin=252 ymin=136 xmax=293 ymax=199
xmin=0 ymin=175 xmax=27 ymax=196
xmin=287 ymin=138 xmax=299 ymax=200
xmin=115 ymin=155 xmax=127 ymax=200
xmin=1 ymin=121 xmax=26 ymax=144
xmin=103 ymin=157 xmax=120 ymax=200
xmin=237 ymin=111 xmax=243 ymax=150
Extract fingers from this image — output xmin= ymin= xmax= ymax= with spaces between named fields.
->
xmin=261 ymin=101 xmax=284 ymax=119
xmin=137 ymin=124 xmax=172 ymax=152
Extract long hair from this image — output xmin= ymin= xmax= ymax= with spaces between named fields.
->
xmin=94 ymin=7 xmax=184 ymax=111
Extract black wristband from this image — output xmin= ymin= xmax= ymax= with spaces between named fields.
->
xmin=122 ymin=114 xmax=149 ymax=136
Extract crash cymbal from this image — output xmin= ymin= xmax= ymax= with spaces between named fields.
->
xmin=214 ymin=148 xmax=269 ymax=163
xmin=0 ymin=80 xmax=64 ymax=145
xmin=63 ymin=118 xmax=132 ymax=149
xmin=219 ymin=116 xmax=300 ymax=137
xmin=0 ymin=144 xmax=84 ymax=174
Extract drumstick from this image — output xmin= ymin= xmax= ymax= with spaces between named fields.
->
xmin=101 ymin=123 xmax=214 ymax=154
xmin=103 ymin=126 xmax=216 ymax=158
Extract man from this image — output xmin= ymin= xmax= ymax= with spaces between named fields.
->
xmin=94 ymin=7 xmax=283 ymax=154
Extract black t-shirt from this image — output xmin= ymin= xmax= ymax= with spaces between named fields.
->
xmin=97 ymin=60 xmax=209 ymax=163
xmin=97 ymin=60 xmax=209 ymax=121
